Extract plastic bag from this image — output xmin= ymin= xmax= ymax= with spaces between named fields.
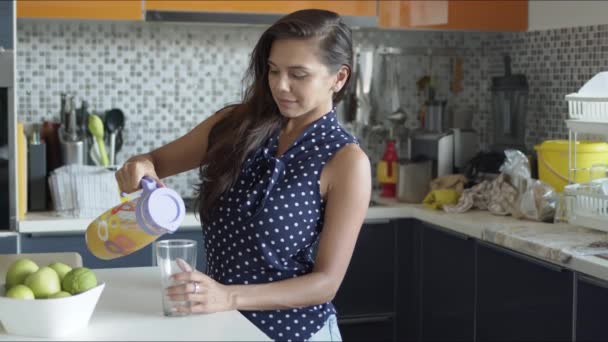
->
xmin=500 ymin=149 xmax=558 ymax=222
xmin=517 ymin=179 xmax=558 ymax=222
xmin=499 ymin=149 xmax=530 ymax=195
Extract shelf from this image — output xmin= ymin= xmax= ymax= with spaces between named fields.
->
xmin=566 ymin=120 xmax=608 ymax=136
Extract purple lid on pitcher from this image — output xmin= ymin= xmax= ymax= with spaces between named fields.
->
xmin=136 ymin=177 xmax=185 ymax=234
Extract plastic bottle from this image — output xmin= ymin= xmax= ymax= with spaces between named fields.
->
xmin=376 ymin=140 xmax=399 ymax=198
xmin=85 ymin=176 xmax=186 ymax=260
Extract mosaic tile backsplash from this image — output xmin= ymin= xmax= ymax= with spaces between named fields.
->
xmin=16 ymin=20 xmax=608 ymax=197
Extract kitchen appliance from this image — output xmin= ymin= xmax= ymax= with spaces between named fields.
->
xmin=397 ymin=159 xmax=432 ymax=203
xmin=424 ymin=100 xmax=447 ymax=132
xmin=409 ymin=130 xmax=454 ymax=178
xmin=452 ymin=128 xmax=479 ymax=172
xmin=0 ymin=47 xmax=14 ymax=230
xmin=491 ymin=54 xmax=528 ymax=153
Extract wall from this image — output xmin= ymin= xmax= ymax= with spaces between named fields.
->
xmin=529 ymin=1 xmax=608 ymax=31
xmin=482 ymin=24 xmax=608 ymax=149
xmin=16 ymin=18 xmax=608 ymax=198
xmin=16 ymin=20 xmax=480 ymax=197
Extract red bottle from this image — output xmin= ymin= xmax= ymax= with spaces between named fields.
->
xmin=376 ymin=140 xmax=399 ymax=198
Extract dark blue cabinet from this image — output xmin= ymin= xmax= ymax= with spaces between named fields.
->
xmin=576 ymin=273 xmax=608 ymax=342
xmin=0 ymin=234 xmax=18 ymax=253
xmin=20 ymin=233 xmax=153 ymax=269
xmin=476 ymin=241 xmax=573 ymax=341
xmin=420 ymin=223 xmax=475 ymax=342
xmin=333 ymin=220 xmax=397 ymax=341
xmin=0 ymin=1 xmax=13 ymax=49
xmin=396 ymin=219 xmax=421 ymax=342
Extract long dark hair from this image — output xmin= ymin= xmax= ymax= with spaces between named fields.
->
xmin=197 ymin=9 xmax=353 ymax=223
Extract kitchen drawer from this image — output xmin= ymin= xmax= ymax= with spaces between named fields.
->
xmin=20 ymin=233 xmax=154 ymax=269
xmin=334 ymin=221 xmax=396 ymax=316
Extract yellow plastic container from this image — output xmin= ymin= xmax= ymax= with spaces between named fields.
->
xmin=534 ymin=140 xmax=608 ymax=192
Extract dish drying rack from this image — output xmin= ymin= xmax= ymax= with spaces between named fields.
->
xmin=564 ymin=80 xmax=608 ymax=232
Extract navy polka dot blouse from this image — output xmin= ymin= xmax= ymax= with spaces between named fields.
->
xmin=203 ymin=108 xmax=359 ymax=341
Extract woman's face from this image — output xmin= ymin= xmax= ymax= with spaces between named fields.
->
xmin=267 ymin=38 xmax=347 ymax=120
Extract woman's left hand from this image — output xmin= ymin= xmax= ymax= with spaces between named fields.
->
xmin=166 ymin=270 xmax=236 ymax=314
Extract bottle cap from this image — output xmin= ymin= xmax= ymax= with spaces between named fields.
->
xmin=136 ymin=177 xmax=185 ymax=234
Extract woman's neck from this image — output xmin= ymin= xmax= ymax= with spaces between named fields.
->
xmin=282 ymin=102 xmax=333 ymax=136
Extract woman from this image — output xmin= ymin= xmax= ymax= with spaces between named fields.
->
xmin=116 ymin=9 xmax=371 ymax=341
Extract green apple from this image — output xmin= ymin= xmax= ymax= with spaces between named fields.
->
xmin=48 ymin=291 xmax=71 ymax=298
xmin=62 ymin=267 xmax=97 ymax=294
xmin=5 ymin=284 xmax=35 ymax=300
xmin=47 ymin=262 xmax=72 ymax=281
xmin=24 ymin=266 xmax=61 ymax=299
xmin=5 ymin=258 xmax=39 ymax=289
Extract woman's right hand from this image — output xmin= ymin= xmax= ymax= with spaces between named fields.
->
xmin=115 ymin=156 xmax=165 ymax=194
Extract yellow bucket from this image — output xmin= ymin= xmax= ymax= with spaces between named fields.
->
xmin=534 ymin=140 xmax=608 ymax=192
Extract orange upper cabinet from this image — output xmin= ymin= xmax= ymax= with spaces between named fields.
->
xmin=17 ymin=0 xmax=143 ymax=20
xmin=379 ymin=0 xmax=527 ymax=31
xmin=144 ymin=1 xmax=377 ymax=17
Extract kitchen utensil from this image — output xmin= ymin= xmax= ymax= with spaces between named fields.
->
xmin=58 ymin=126 xmax=85 ymax=166
xmin=27 ymin=124 xmax=47 ymax=211
xmin=104 ymin=108 xmax=125 ymax=166
xmin=85 ymin=176 xmax=185 ymax=260
xmin=89 ymin=143 xmax=102 ymax=166
xmin=354 ymin=47 xmax=374 ymax=126
xmin=397 ymin=159 xmax=432 ymax=203
xmin=424 ymin=100 xmax=447 ymax=132
xmin=87 ymin=114 xmax=109 ymax=166
xmin=491 ymin=54 xmax=528 ymax=152
xmin=63 ymin=95 xmax=79 ymax=142
xmin=452 ymin=128 xmax=479 ymax=172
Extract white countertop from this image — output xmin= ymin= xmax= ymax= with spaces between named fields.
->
xmin=0 ymin=267 xmax=270 ymax=341
xmin=15 ymin=202 xmax=608 ymax=283
xmin=0 ymin=232 xmax=17 ymax=238
xmin=17 ymin=205 xmax=408 ymax=234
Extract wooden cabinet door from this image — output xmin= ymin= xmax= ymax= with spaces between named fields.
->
xmin=379 ymin=0 xmax=527 ymax=31
xmin=17 ymin=0 xmax=143 ymax=20
xmin=145 ymin=1 xmax=377 ymax=17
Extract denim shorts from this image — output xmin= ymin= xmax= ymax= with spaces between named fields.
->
xmin=308 ymin=314 xmax=342 ymax=341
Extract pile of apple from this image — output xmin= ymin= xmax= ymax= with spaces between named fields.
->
xmin=3 ymin=258 xmax=98 ymax=299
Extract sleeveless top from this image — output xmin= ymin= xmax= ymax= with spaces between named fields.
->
xmin=202 ymin=108 xmax=359 ymax=341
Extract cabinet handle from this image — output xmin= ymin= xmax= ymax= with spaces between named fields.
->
xmin=338 ymin=314 xmax=393 ymax=325
xmin=477 ymin=240 xmax=565 ymax=272
xmin=578 ymin=273 xmax=608 ymax=289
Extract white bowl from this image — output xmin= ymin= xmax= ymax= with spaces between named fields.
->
xmin=0 ymin=282 xmax=105 ymax=338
